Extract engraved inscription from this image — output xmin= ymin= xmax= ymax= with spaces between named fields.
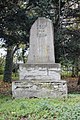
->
xmin=37 ymin=20 xmax=47 ymax=37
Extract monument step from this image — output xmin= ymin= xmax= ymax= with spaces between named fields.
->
xmin=21 ymin=75 xmax=61 ymax=81
xmin=12 ymin=80 xmax=67 ymax=98
xmin=19 ymin=63 xmax=61 ymax=68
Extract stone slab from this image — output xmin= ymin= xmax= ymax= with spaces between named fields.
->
xmin=12 ymin=80 xmax=67 ymax=98
xmin=19 ymin=64 xmax=61 ymax=81
xmin=19 ymin=63 xmax=61 ymax=68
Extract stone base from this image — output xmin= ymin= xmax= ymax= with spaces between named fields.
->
xmin=19 ymin=63 xmax=61 ymax=81
xmin=12 ymin=63 xmax=67 ymax=98
xmin=12 ymin=80 xmax=67 ymax=98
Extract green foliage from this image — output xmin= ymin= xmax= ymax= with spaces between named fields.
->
xmin=0 ymin=75 xmax=3 ymax=80
xmin=12 ymin=73 xmax=19 ymax=80
xmin=0 ymin=94 xmax=80 ymax=120
xmin=0 ymin=0 xmax=29 ymax=46
xmin=0 ymin=57 xmax=5 ymax=74
xmin=0 ymin=67 xmax=4 ymax=74
xmin=54 ymin=0 xmax=80 ymax=77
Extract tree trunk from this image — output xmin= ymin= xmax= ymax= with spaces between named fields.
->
xmin=71 ymin=65 xmax=75 ymax=77
xmin=75 ymin=58 xmax=79 ymax=77
xmin=77 ymin=75 xmax=80 ymax=85
xmin=3 ymin=46 xmax=13 ymax=82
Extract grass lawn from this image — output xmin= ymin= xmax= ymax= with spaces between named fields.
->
xmin=0 ymin=94 xmax=80 ymax=120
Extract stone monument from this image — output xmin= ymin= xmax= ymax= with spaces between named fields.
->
xmin=12 ymin=17 xmax=67 ymax=98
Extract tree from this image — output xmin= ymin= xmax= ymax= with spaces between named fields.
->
xmin=59 ymin=0 xmax=80 ymax=76
xmin=0 ymin=0 xmax=30 ymax=82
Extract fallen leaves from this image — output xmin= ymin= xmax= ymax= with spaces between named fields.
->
xmin=0 ymin=80 xmax=11 ymax=95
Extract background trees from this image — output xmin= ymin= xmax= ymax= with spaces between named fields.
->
xmin=0 ymin=0 xmax=80 ymax=82
xmin=60 ymin=0 xmax=80 ymax=76
xmin=0 ymin=0 xmax=30 ymax=82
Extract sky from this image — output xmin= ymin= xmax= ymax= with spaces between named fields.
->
xmin=0 ymin=40 xmax=29 ymax=58
xmin=0 ymin=40 xmax=6 ymax=57
xmin=0 ymin=48 xmax=6 ymax=57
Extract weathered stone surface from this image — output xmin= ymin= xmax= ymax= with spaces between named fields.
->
xmin=12 ymin=80 xmax=67 ymax=98
xmin=27 ymin=17 xmax=55 ymax=64
xmin=12 ymin=17 xmax=67 ymax=98
xmin=19 ymin=64 xmax=61 ymax=81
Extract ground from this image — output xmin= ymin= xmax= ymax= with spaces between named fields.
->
xmin=0 ymin=77 xmax=80 ymax=95
xmin=0 ymin=77 xmax=80 ymax=120
xmin=65 ymin=77 xmax=80 ymax=93
xmin=0 ymin=80 xmax=11 ymax=95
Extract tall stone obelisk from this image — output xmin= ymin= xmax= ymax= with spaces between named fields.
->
xmin=12 ymin=17 xmax=67 ymax=98
xmin=27 ymin=17 xmax=55 ymax=64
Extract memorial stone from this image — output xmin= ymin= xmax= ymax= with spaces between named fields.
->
xmin=27 ymin=17 xmax=55 ymax=64
xmin=12 ymin=17 xmax=67 ymax=98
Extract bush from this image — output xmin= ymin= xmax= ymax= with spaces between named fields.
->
xmin=0 ymin=66 xmax=4 ymax=74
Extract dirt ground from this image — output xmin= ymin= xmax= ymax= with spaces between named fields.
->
xmin=65 ymin=77 xmax=80 ymax=93
xmin=0 ymin=77 xmax=80 ymax=95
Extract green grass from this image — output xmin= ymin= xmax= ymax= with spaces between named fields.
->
xmin=0 ymin=94 xmax=80 ymax=120
xmin=61 ymin=71 xmax=72 ymax=78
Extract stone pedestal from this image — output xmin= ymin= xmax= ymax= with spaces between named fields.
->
xmin=12 ymin=64 xmax=67 ymax=98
